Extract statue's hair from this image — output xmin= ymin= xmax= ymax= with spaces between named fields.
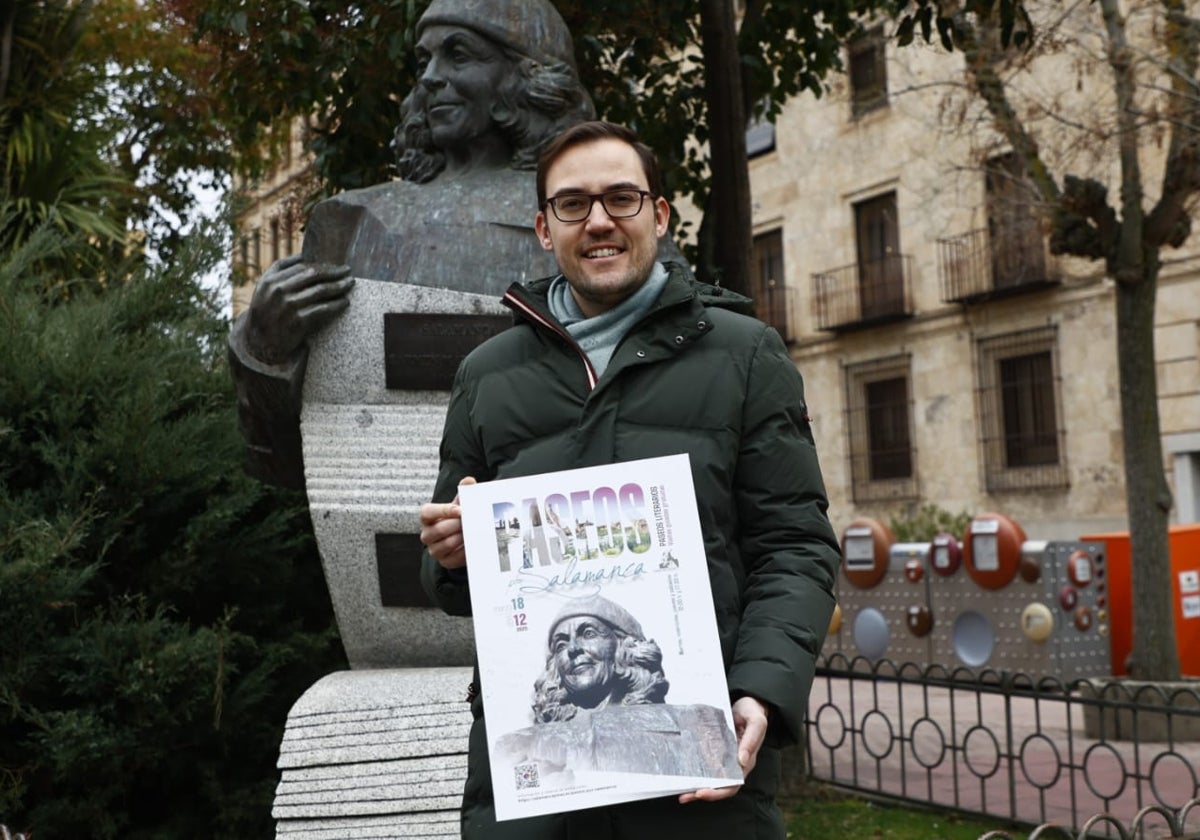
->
xmin=394 ymin=45 xmax=594 ymax=183
xmin=530 ymin=632 xmax=669 ymax=724
xmin=394 ymin=86 xmax=443 ymax=183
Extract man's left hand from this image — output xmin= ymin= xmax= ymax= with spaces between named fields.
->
xmin=419 ymin=477 xmax=477 ymax=569
xmin=678 ymin=695 xmax=769 ymax=804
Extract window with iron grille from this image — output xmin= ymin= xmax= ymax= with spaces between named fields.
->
xmin=845 ymin=354 xmax=918 ymax=502
xmin=849 ymin=27 xmax=888 ymax=117
xmin=753 ymin=229 xmax=790 ymax=341
xmin=976 ymin=327 xmax=1069 ymax=492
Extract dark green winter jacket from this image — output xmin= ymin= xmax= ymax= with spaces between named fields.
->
xmin=421 ymin=261 xmax=840 ymax=839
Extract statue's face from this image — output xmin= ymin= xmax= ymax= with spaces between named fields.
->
xmin=415 ymin=24 xmax=511 ymax=151
xmin=549 ymin=616 xmax=618 ymax=704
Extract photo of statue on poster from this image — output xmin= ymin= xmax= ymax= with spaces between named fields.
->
xmin=458 ymin=454 xmax=743 ymax=821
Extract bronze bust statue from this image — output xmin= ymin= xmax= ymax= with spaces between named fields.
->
xmin=228 ymin=0 xmax=596 ymax=488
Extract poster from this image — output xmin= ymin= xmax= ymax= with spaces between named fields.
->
xmin=458 ymin=454 xmax=743 ymax=820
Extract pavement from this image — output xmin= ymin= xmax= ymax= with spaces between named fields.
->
xmin=806 ymin=675 xmax=1200 ymax=836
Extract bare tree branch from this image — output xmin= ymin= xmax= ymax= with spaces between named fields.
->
xmin=953 ymin=10 xmax=1062 ymax=204
xmin=952 ymin=8 xmax=1128 ymax=261
xmin=1146 ymin=2 xmax=1200 ymax=250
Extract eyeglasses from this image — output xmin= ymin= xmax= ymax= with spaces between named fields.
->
xmin=543 ymin=189 xmax=653 ymax=223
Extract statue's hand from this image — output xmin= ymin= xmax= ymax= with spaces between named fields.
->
xmin=242 ymin=255 xmax=354 ymax=365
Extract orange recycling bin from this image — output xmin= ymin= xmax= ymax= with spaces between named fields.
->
xmin=1081 ymin=524 xmax=1200 ymax=677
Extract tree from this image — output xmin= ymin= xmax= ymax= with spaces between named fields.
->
xmin=81 ymin=0 xmax=243 ymax=262
xmin=0 ymin=219 xmax=345 ymax=837
xmin=0 ymin=5 xmax=353 ymax=836
xmin=900 ymin=0 xmax=1191 ymax=680
xmin=698 ymin=0 xmax=752 ymax=290
xmin=0 ymin=0 xmax=128 ymax=276
xmin=0 ymin=0 xmax=247 ymax=279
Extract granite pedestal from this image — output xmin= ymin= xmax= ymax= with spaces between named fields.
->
xmin=274 ymin=280 xmax=507 ymax=838
xmin=273 ymin=669 xmax=474 ymax=838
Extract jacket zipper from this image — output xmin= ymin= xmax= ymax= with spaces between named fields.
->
xmin=502 ymin=288 xmax=599 ymax=390
xmin=502 ymin=274 xmax=701 ymax=393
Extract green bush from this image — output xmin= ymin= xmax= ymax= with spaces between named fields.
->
xmin=0 ymin=223 xmax=344 ymax=838
xmin=887 ymin=503 xmax=973 ymax=543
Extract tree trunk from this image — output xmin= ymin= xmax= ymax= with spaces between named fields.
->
xmin=1117 ymin=257 xmax=1180 ymax=680
xmin=698 ymin=0 xmax=752 ymax=297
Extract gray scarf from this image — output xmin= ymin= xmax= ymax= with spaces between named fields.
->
xmin=546 ymin=262 xmax=669 ymax=377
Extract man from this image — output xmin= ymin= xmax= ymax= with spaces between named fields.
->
xmin=420 ymin=121 xmax=839 ymax=839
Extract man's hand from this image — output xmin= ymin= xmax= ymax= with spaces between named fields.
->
xmin=241 ymin=255 xmax=354 ymax=365
xmin=678 ymin=695 xmax=769 ymax=804
xmin=419 ymin=477 xmax=477 ymax=569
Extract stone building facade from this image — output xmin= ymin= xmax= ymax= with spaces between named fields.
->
xmin=737 ymin=11 xmax=1200 ymax=539
xmin=231 ymin=118 xmax=314 ymax=319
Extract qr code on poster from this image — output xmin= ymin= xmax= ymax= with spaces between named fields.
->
xmin=514 ymin=762 xmax=540 ymax=790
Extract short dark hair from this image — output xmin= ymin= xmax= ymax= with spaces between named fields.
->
xmin=535 ymin=121 xmax=663 ymax=208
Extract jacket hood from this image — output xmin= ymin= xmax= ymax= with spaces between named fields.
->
xmin=689 ymin=279 xmax=755 ymax=315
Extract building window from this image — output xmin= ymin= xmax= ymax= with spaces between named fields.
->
xmin=854 ymin=191 xmax=904 ymax=321
xmin=753 ymin=229 xmax=790 ymax=341
xmin=283 ymin=213 xmax=294 ymax=256
xmin=1167 ymin=434 xmax=1200 ymax=524
xmin=845 ymin=354 xmax=918 ymax=502
xmin=986 ymin=152 xmax=1046 ymax=289
xmin=849 ymin=26 xmax=888 ymax=117
xmin=251 ymin=227 xmax=261 ymax=274
xmin=1000 ymin=353 xmax=1058 ymax=466
xmin=270 ymin=217 xmax=281 ymax=265
xmin=977 ymin=326 xmax=1068 ymax=492
xmin=746 ymin=99 xmax=776 ymax=157
xmin=867 ymin=377 xmax=912 ymax=479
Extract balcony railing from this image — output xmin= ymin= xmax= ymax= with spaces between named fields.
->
xmin=938 ymin=226 xmax=1060 ymax=303
xmin=812 ymin=254 xmax=913 ymax=332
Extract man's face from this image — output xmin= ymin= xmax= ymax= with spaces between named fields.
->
xmin=535 ymin=138 xmax=670 ymax=318
xmin=550 ymin=616 xmax=619 ymax=705
xmin=415 ymin=25 xmax=508 ymax=150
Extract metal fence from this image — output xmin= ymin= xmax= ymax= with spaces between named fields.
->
xmin=806 ymin=655 xmax=1200 ymax=837
xmin=981 ymin=800 xmax=1200 ymax=839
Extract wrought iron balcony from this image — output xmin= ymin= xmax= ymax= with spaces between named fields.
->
xmin=812 ymin=254 xmax=913 ymax=332
xmin=937 ymin=226 xmax=1060 ymax=304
